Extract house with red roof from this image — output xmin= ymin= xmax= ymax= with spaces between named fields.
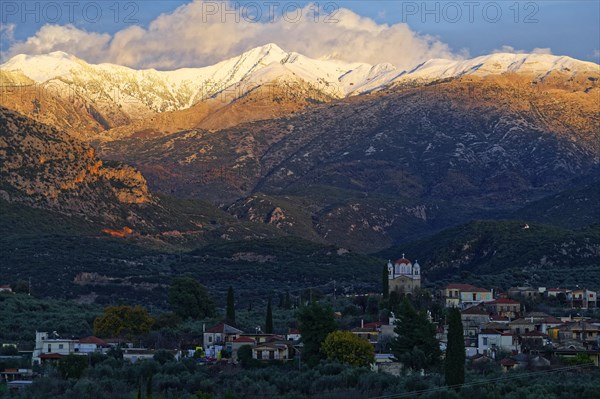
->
xmin=0 ymin=285 xmax=13 ymax=293
xmin=32 ymin=332 xmax=113 ymax=365
xmin=229 ymin=336 xmax=256 ymax=361
xmin=202 ymin=322 xmax=243 ymax=350
xmin=76 ymin=336 xmax=110 ymax=354
xmin=286 ymin=329 xmax=301 ymax=342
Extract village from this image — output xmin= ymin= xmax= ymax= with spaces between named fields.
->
xmin=1 ymin=256 xmax=600 ymax=394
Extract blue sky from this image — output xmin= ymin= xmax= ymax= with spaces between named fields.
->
xmin=1 ymin=1 xmax=598 ymax=67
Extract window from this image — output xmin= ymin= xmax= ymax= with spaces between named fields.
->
xmin=483 ymin=337 xmax=488 ymax=346
xmin=269 ymin=351 xmax=275 ymax=360
xmin=472 ymin=293 xmax=477 ymax=301
xmin=208 ymin=336 xmax=212 ymax=343
xmin=47 ymin=344 xmax=51 ymax=353
xmin=256 ymin=351 xmax=262 ymax=360
xmin=59 ymin=344 xmax=64 ymax=349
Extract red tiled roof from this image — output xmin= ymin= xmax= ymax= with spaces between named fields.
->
xmin=480 ymin=329 xmax=502 ymax=335
xmin=40 ymin=353 xmax=63 ymax=359
xmin=206 ymin=323 xmax=226 ymax=333
xmin=78 ymin=336 xmax=108 ymax=346
xmin=363 ymin=322 xmax=385 ymax=329
xmin=395 ymin=258 xmax=411 ymax=265
xmin=501 ymin=358 xmax=518 ymax=366
xmin=206 ymin=322 xmax=242 ymax=334
xmin=461 ymin=306 xmax=489 ymax=315
xmin=521 ymin=331 xmax=547 ymax=337
xmin=489 ymin=298 xmax=520 ymax=305
xmin=288 ymin=329 xmax=300 ymax=334
xmin=490 ymin=315 xmax=510 ymax=321
xmin=233 ymin=336 xmax=255 ymax=343
xmin=446 ymin=283 xmax=490 ymax=293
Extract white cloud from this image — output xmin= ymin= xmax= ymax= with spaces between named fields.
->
xmin=7 ymin=24 xmax=112 ymax=63
xmin=493 ymin=45 xmax=553 ymax=55
xmin=2 ymin=1 xmax=460 ymax=70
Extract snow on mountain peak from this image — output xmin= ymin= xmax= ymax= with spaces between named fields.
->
xmin=1 ymin=44 xmax=597 ymax=114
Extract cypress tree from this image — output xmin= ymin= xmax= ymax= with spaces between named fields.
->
xmin=226 ymin=286 xmax=235 ymax=324
xmin=382 ymin=264 xmax=390 ymax=299
xmin=265 ymin=298 xmax=273 ymax=333
xmin=445 ymin=307 xmax=465 ymax=387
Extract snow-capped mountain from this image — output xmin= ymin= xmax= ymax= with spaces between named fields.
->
xmin=2 ymin=43 xmax=598 ymax=116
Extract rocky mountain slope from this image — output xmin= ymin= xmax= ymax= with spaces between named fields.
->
xmin=98 ymin=71 xmax=600 ymax=251
xmin=0 ymin=106 xmax=290 ymax=247
xmin=0 ymin=106 xmax=149 ymax=216
xmin=2 ymin=45 xmax=597 ymax=140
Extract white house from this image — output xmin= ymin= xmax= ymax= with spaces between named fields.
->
xmin=286 ymin=329 xmax=301 ymax=342
xmin=32 ymin=332 xmax=111 ymax=365
xmin=0 ymin=285 xmax=13 ymax=293
xmin=477 ymin=329 xmax=519 ymax=357
xmin=203 ymin=322 xmax=243 ymax=350
xmin=32 ymin=332 xmax=76 ymax=364
xmin=75 ymin=336 xmax=110 ymax=354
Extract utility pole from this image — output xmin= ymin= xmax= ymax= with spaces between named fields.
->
xmin=333 ymin=280 xmax=336 ymax=306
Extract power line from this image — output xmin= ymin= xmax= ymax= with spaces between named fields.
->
xmin=368 ymin=363 xmax=597 ymax=399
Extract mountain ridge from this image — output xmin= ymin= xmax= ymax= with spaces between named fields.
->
xmin=2 ymin=44 xmax=598 ymax=139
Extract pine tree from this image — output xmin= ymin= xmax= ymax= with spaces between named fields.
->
xmin=382 ymin=264 xmax=389 ymax=300
xmin=390 ymin=298 xmax=440 ymax=371
xmin=265 ymin=298 xmax=273 ymax=333
xmin=445 ymin=307 xmax=465 ymax=387
xmin=297 ymin=302 xmax=337 ymax=366
xmin=226 ymin=286 xmax=235 ymax=324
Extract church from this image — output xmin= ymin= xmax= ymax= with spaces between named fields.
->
xmin=387 ymin=255 xmax=421 ymax=295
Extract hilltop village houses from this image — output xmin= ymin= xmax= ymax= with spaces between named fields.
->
xmin=2 ymin=255 xmax=599 ymax=390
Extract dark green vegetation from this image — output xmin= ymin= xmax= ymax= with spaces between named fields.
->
xmin=6 ymin=356 xmax=600 ymax=399
xmin=226 ymin=287 xmax=236 ymax=324
xmin=0 ymin=293 xmax=100 ymax=348
xmin=168 ymin=277 xmax=215 ymax=320
xmin=513 ymin=174 xmax=600 ymax=229
xmin=93 ymin=305 xmax=154 ymax=339
xmin=321 ymin=331 xmax=375 ymax=367
xmin=381 ymin=220 xmax=600 ymax=289
xmin=265 ymin=298 xmax=273 ymax=334
xmin=0 ymin=198 xmax=381 ymax=306
xmin=390 ymin=299 xmax=441 ymax=371
xmin=297 ymin=302 xmax=337 ymax=366
xmin=445 ymin=307 xmax=465 ymax=387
